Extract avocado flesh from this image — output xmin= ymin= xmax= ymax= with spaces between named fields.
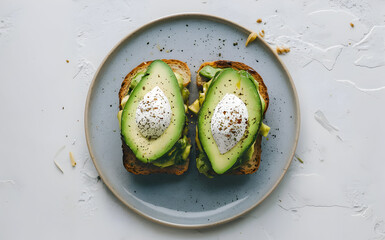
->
xmin=199 ymin=65 xmax=222 ymax=79
xmin=174 ymin=72 xmax=184 ymax=89
xmin=196 ymin=142 xmax=255 ymax=176
xmin=259 ymin=123 xmax=270 ymax=137
xmin=151 ymin=135 xmax=190 ymax=167
xmin=121 ymin=60 xmax=185 ymax=163
xmin=196 ymin=151 xmax=214 ymax=178
xmin=188 ymin=99 xmax=200 ymax=114
xmin=130 ymin=71 xmax=146 ymax=90
xmin=239 ymin=70 xmax=266 ymax=112
xmin=198 ymin=68 xmax=262 ymax=174
xmin=201 ymin=67 xmax=266 ymax=112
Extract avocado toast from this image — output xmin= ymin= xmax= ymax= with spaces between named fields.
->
xmin=118 ymin=60 xmax=191 ymax=175
xmin=192 ymin=61 xmax=270 ymax=177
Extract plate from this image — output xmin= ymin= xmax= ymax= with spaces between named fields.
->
xmin=85 ymin=13 xmax=300 ymax=228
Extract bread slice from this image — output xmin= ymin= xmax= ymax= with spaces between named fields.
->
xmin=196 ymin=61 xmax=269 ymax=175
xmin=119 ymin=59 xmax=191 ymax=175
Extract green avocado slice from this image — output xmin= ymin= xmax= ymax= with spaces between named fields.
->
xmin=199 ymin=65 xmax=222 ymax=79
xmin=121 ymin=60 xmax=185 ymax=163
xmin=198 ymin=68 xmax=262 ymax=174
xmin=130 ymin=71 xmax=146 ymax=91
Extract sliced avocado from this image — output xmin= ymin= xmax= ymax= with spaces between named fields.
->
xmin=200 ymin=67 xmax=266 ymax=111
xmin=232 ymin=143 xmax=255 ymax=169
xmin=173 ymin=136 xmax=189 ymax=164
xmin=199 ymin=66 xmax=222 ymax=79
xmin=183 ymin=121 xmax=188 ymax=136
xmin=152 ymin=158 xmax=175 ymax=168
xmin=195 ymin=126 xmax=203 ymax=151
xmin=175 ymin=72 xmax=184 ymax=90
xmin=259 ymin=122 xmax=270 ymax=137
xmin=196 ymin=152 xmax=214 ymax=178
xmin=117 ymin=110 xmax=123 ymax=129
xmin=244 ymin=143 xmax=254 ymax=161
xmin=198 ymin=68 xmax=262 ymax=174
xmin=198 ymin=92 xmax=205 ymax=106
xmin=182 ymin=87 xmax=190 ymax=103
xmin=120 ymin=95 xmax=130 ymax=109
xmin=152 ymin=147 xmax=177 ymax=168
xmin=152 ymin=136 xmax=189 ymax=167
xmin=130 ymin=71 xmax=146 ymax=90
xmin=239 ymin=70 xmax=266 ymax=112
xmin=202 ymin=80 xmax=212 ymax=94
xmin=188 ymin=99 xmax=200 ymax=114
xmin=175 ymin=71 xmax=191 ymax=87
xmin=182 ymin=145 xmax=191 ymax=160
xmin=121 ymin=60 xmax=185 ymax=163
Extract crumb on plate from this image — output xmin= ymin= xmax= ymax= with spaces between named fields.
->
xmin=276 ymin=46 xmax=290 ymax=55
xmin=259 ymin=30 xmax=265 ymax=38
xmin=54 ymin=160 xmax=64 ymax=173
xmin=295 ymin=154 xmax=304 ymax=163
xmin=245 ymin=32 xmax=258 ymax=47
xmin=69 ymin=152 xmax=76 ymax=167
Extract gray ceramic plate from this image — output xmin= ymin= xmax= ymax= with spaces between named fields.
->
xmin=85 ymin=13 xmax=300 ymax=228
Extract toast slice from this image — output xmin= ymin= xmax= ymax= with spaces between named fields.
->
xmin=119 ymin=59 xmax=191 ymax=175
xmin=196 ymin=61 xmax=269 ymax=175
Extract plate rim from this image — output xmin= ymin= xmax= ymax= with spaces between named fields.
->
xmin=84 ymin=12 xmax=300 ymax=229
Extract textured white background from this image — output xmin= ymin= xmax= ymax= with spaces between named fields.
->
xmin=1 ymin=0 xmax=385 ymax=239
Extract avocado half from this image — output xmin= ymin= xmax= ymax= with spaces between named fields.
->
xmin=121 ymin=60 xmax=185 ymax=163
xmin=198 ymin=68 xmax=263 ymax=174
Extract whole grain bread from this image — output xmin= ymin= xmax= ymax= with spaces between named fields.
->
xmin=119 ymin=59 xmax=191 ymax=175
xmin=197 ymin=61 xmax=269 ymax=175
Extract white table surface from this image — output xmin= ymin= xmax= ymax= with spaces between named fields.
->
xmin=1 ymin=0 xmax=385 ymax=239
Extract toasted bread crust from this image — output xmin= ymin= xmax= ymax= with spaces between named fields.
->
xmin=119 ymin=60 xmax=191 ymax=175
xmin=197 ymin=61 xmax=269 ymax=175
